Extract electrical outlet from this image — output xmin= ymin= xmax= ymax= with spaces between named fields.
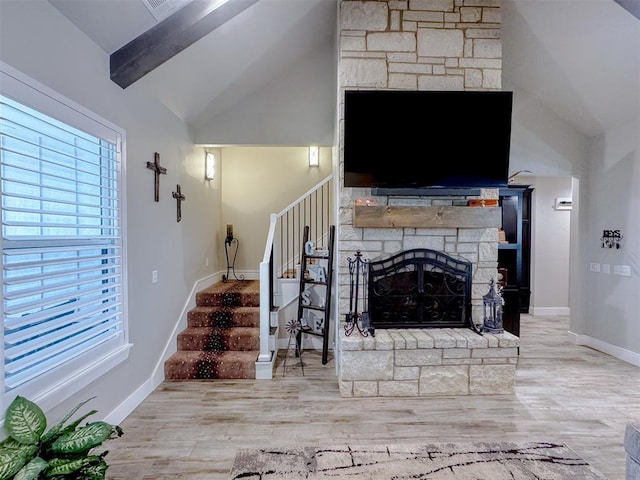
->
xmin=152 ymin=270 xmax=158 ymax=283
xmin=205 ymin=257 xmax=209 ymax=267
xmin=589 ymin=262 xmax=600 ymax=273
xmin=601 ymin=263 xmax=610 ymax=274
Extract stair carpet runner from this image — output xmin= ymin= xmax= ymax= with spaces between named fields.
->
xmin=164 ymin=280 xmax=260 ymax=380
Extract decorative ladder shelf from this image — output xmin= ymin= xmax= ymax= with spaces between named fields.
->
xmin=295 ymin=224 xmax=335 ymax=365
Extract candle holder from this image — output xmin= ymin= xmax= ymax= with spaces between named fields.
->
xmin=222 ymin=227 xmax=243 ymax=282
xmin=482 ymin=278 xmax=504 ymax=334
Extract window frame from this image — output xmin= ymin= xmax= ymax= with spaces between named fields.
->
xmin=0 ymin=61 xmax=131 ymax=415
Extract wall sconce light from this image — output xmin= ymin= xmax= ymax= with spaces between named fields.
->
xmin=601 ymin=229 xmax=622 ymax=249
xmin=205 ymin=152 xmax=215 ymax=180
xmin=508 ymin=170 xmax=532 ymax=184
xmin=308 ymin=146 xmax=319 ymax=167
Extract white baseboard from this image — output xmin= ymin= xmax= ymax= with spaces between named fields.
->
xmin=103 ymin=376 xmax=155 ymax=425
xmin=568 ymin=331 xmax=640 ymax=367
xmin=255 ymin=351 xmax=275 ymax=379
xmin=530 ymin=307 xmax=570 ymax=316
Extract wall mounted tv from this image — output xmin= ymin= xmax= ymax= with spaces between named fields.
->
xmin=343 ymin=89 xmax=513 ymax=190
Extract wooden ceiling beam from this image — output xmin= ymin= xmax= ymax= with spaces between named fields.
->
xmin=613 ymin=0 xmax=640 ymax=20
xmin=110 ymin=0 xmax=259 ymax=89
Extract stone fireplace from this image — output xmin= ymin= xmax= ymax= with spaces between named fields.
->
xmin=337 ymin=198 xmax=520 ymax=398
xmin=336 ymin=0 xmax=519 ymax=397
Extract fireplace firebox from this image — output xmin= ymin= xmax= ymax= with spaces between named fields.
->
xmin=368 ymin=249 xmax=479 ymax=333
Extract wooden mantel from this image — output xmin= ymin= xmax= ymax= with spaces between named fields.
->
xmin=354 ymin=205 xmax=501 ymax=228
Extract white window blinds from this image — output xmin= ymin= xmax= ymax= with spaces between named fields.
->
xmin=1 ymin=94 xmax=125 ymax=395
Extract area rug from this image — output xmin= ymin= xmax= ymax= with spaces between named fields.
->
xmin=228 ymin=441 xmax=607 ymax=479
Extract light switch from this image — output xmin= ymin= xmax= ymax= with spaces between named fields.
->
xmin=589 ymin=262 xmax=600 ymax=273
xmin=613 ymin=265 xmax=631 ymax=277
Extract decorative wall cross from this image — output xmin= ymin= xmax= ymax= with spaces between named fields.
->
xmin=172 ymin=184 xmax=186 ymax=222
xmin=146 ymin=152 xmax=167 ymax=202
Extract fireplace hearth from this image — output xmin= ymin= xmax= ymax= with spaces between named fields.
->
xmin=368 ymin=249 xmax=478 ymax=334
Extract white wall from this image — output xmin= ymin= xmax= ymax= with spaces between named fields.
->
xmin=508 ymin=81 xmax=640 ymax=364
xmin=507 ymin=81 xmax=587 ymax=178
xmin=578 ymin=118 xmax=640 ymax=364
xmin=193 ymin=42 xmax=337 ymax=146
xmin=220 ymin=146 xmax=333 ymax=272
xmin=0 ymin=1 xmax=338 ymax=422
xmin=528 ymin=176 xmax=572 ymax=315
xmin=507 ymin=83 xmax=587 ymax=323
xmin=0 ymin=1 xmax=223 ymax=422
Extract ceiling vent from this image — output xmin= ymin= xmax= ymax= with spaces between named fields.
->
xmin=140 ymin=0 xmax=194 ymax=22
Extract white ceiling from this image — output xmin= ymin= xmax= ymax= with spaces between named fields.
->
xmin=49 ymin=0 xmax=639 ymax=142
xmin=503 ymin=0 xmax=639 ymax=137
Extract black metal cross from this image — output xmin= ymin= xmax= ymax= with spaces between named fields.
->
xmin=172 ymin=184 xmax=186 ymax=222
xmin=146 ymin=152 xmax=167 ymax=202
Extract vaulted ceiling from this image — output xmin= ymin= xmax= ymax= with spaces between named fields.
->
xmin=49 ymin=0 xmax=639 ymax=145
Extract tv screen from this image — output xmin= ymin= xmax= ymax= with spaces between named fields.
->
xmin=343 ymin=90 xmax=513 ymax=189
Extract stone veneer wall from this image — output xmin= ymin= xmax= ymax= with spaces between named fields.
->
xmin=337 ymin=0 xmax=503 ymax=324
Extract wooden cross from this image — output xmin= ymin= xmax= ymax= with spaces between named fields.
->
xmin=146 ymin=152 xmax=167 ymax=202
xmin=172 ymin=184 xmax=186 ymax=222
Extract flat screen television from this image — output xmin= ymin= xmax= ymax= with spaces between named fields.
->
xmin=343 ymin=89 xmax=513 ymax=190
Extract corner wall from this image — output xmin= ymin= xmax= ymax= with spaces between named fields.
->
xmin=528 ymin=176 xmax=572 ymax=316
xmin=0 ymin=0 xmax=223 ymax=421
xmin=578 ymin=119 xmax=640 ymax=365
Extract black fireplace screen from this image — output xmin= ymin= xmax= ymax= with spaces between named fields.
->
xmin=368 ymin=248 xmax=477 ymax=332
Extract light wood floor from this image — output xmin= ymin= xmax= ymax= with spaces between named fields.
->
xmin=106 ymin=315 xmax=640 ymax=480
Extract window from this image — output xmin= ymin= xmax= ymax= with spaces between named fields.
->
xmin=1 ymin=62 xmax=129 ymax=412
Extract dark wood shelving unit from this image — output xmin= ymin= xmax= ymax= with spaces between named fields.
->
xmin=498 ymin=184 xmax=533 ymax=336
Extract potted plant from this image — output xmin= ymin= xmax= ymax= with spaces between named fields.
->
xmin=0 ymin=396 xmax=123 ymax=480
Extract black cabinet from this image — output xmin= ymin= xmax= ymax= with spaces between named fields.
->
xmin=501 ymin=286 xmax=521 ymax=337
xmin=498 ymin=185 xmax=533 ymax=318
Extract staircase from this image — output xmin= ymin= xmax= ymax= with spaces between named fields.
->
xmin=164 ymin=279 xmax=260 ymax=380
xmin=164 ymin=174 xmax=334 ymax=380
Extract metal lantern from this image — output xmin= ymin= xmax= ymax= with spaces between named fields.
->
xmin=482 ymin=278 xmax=504 ymax=334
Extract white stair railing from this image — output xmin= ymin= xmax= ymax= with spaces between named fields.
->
xmin=255 ymin=175 xmax=334 ymax=379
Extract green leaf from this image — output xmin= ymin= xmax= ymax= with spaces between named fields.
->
xmin=53 ymin=410 xmax=98 ymax=443
xmin=0 ymin=437 xmax=25 ymax=451
xmin=13 ymin=456 xmax=48 ymax=480
xmin=77 ymin=460 xmax=108 ymax=480
xmin=45 ymin=457 xmax=96 ymax=476
xmin=5 ymin=396 xmax=47 ymax=445
xmin=40 ymin=397 xmax=96 ymax=445
xmin=0 ymin=445 xmax=37 ymax=480
xmin=51 ymin=422 xmax=113 ymax=454
xmin=2 ymin=396 xmax=122 ymax=480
